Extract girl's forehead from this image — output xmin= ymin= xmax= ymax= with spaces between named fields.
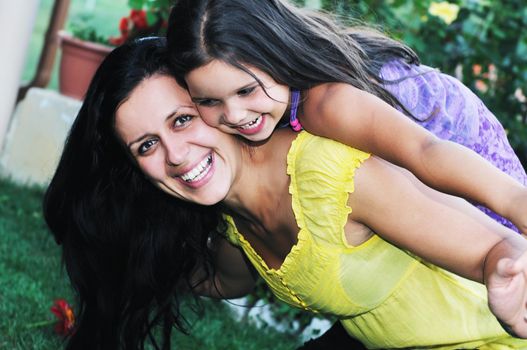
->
xmin=187 ymin=60 xmax=278 ymax=93
xmin=186 ymin=60 xmax=258 ymax=92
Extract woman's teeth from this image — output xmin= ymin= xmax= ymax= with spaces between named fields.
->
xmin=180 ymin=155 xmax=212 ymax=183
xmin=238 ymin=116 xmax=262 ymax=130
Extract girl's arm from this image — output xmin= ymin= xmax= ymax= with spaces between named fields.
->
xmin=302 ymin=83 xmax=527 ymax=234
xmin=190 ymin=236 xmax=257 ymax=299
xmin=348 ymin=156 xmax=527 ymax=335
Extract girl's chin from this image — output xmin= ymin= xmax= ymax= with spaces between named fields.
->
xmin=239 ymin=126 xmax=274 ymax=142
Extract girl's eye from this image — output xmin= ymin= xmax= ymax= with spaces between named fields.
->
xmin=174 ymin=114 xmax=194 ymax=128
xmin=195 ymin=99 xmax=219 ymax=107
xmin=138 ymin=138 xmax=158 ymax=155
xmin=237 ymin=86 xmax=256 ymax=96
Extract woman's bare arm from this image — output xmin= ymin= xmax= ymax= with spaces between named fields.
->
xmin=190 ymin=236 xmax=257 ymax=299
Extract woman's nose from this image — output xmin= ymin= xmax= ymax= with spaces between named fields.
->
xmin=164 ymin=138 xmax=189 ymax=167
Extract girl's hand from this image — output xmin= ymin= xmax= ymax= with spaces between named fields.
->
xmin=487 ymin=251 xmax=527 ymax=338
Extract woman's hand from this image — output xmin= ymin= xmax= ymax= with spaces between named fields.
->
xmin=487 ymin=247 xmax=527 ymax=338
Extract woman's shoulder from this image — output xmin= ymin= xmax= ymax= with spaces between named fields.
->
xmin=287 ymin=131 xmax=370 ymax=246
xmin=287 ymin=132 xmax=369 ymax=197
xmin=288 ymin=131 xmax=369 ymax=163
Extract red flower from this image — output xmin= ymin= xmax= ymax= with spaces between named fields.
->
xmin=50 ymin=299 xmax=75 ymax=336
xmin=130 ymin=9 xmax=149 ymax=30
xmin=119 ymin=17 xmax=130 ymax=34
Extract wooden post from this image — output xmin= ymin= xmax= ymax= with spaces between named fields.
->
xmin=17 ymin=0 xmax=71 ymax=102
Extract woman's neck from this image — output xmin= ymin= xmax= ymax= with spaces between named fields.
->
xmin=223 ymin=129 xmax=296 ymax=226
xmin=222 ymin=129 xmax=300 ymax=269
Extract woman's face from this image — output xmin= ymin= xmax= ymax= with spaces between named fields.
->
xmin=115 ymin=74 xmax=242 ymax=205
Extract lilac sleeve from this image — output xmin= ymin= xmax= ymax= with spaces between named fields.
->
xmin=380 ymin=60 xmax=527 ymax=231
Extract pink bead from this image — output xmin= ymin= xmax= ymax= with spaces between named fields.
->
xmin=290 ymin=119 xmax=302 ymax=131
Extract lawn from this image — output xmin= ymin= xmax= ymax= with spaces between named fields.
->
xmin=0 ymin=178 xmax=302 ymax=349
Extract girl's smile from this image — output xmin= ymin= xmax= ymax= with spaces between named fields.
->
xmin=185 ymin=59 xmax=290 ymax=141
xmin=236 ymin=115 xmax=266 ymax=135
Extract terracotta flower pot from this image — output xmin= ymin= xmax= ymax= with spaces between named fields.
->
xmin=58 ymin=31 xmax=113 ymax=100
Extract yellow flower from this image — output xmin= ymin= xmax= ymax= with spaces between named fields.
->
xmin=428 ymin=2 xmax=460 ymax=25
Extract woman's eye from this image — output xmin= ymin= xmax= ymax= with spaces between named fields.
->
xmin=138 ymin=138 xmax=158 ymax=155
xmin=237 ymin=86 xmax=256 ymax=96
xmin=174 ymin=114 xmax=193 ymax=127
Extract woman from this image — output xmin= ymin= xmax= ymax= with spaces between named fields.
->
xmin=44 ymin=38 xmax=527 ymax=349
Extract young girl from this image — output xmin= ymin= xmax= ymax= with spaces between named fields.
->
xmin=166 ymin=0 xmax=527 ymax=233
xmin=45 ymin=37 xmax=527 ymax=349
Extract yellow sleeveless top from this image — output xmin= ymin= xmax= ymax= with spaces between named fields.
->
xmin=225 ymin=131 xmax=527 ymax=349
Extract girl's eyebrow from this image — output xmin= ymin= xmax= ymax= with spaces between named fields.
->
xmin=190 ymin=96 xmax=211 ymax=103
xmin=126 ymin=106 xmax=193 ymax=148
xmin=191 ymin=82 xmax=259 ymax=102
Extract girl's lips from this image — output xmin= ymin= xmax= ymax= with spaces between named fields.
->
xmin=236 ymin=115 xmax=265 ymax=135
xmin=177 ymin=153 xmax=215 ymax=188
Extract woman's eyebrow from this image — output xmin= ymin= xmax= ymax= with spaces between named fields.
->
xmin=126 ymin=106 xmax=192 ymax=148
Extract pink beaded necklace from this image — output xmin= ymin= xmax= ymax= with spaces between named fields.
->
xmin=289 ymin=90 xmax=303 ymax=131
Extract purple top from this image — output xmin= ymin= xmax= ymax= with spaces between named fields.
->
xmin=289 ymin=60 xmax=527 ymax=231
xmin=380 ymin=60 xmax=527 ymax=231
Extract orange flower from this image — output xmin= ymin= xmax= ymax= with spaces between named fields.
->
xmin=50 ymin=299 xmax=76 ymax=336
xmin=475 ymin=79 xmax=488 ymax=93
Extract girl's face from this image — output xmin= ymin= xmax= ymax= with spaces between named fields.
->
xmin=185 ymin=59 xmax=290 ymax=142
xmin=115 ymin=74 xmax=241 ymax=206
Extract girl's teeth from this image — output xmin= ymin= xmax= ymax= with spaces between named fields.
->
xmin=180 ymin=155 xmax=212 ymax=182
xmin=239 ymin=116 xmax=262 ymax=130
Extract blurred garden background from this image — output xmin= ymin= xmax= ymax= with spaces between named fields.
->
xmin=1 ymin=0 xmax=526 ymax=348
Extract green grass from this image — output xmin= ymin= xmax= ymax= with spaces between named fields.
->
xmin=0 ymin=178 xmax=301 ymax=349
xmin=23 ymin=0 xmax=129 ymax=90
xmin=0 ymin=180 xmax=68 ymax=349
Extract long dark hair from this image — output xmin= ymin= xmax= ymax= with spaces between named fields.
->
xmin=43 ymin=37 xmax=223 ymax=350
xmin=166 ymin=0 xmax=419 ymax=111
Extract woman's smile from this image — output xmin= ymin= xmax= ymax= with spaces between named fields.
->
xmin=176 ymin=153 xmax=214 ymax=187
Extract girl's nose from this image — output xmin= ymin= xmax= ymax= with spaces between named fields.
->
xmin=222 ymin=102 xmax=246 ymax=126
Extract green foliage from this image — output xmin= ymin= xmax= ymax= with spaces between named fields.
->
xmin=318 ymin=0 xmax=527 ymax=165
xmin=68 ymin=14 xmax=109 ymax=45
xmin=67 ymin=0 xmax=171 ymax=46
xmin=127 ymin=0 xmax=172 ymax=36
